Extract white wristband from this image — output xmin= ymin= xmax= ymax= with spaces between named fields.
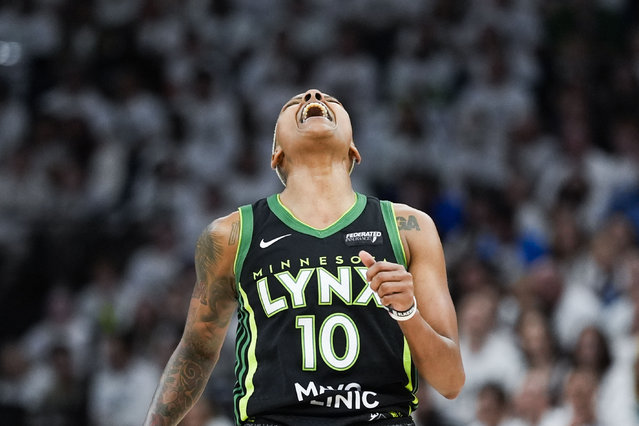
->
xmin=386 ymin=297 xmax=417 ymax=321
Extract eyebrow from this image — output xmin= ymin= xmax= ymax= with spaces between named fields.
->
xmin=281 ymin=94 xmax=342 ymax=111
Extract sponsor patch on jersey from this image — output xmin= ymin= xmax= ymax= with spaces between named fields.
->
xmin=344 ymin=231 xmax=383 ymax=246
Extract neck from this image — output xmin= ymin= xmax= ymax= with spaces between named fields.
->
xmin=279 ymin=165 xmax=356 ymax=229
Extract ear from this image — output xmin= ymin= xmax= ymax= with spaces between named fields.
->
xmin=349 ymin=141 xmax=361 ymax=166
xmin=271 ymin=147 xmax=284 ymax=170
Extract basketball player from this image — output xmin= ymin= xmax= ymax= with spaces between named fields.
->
xmin=144 ymin=89 xmax=465 ymax=426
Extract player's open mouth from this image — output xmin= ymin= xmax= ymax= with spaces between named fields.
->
xmin=300 ymin=102 xmax=332 ymax=123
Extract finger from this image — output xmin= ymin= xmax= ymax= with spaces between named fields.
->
xmin=368 ymin=270 xmax=401 ymax=292
xmin=359 ymin=250 xmax=375 ymax=268
xmin=375 ymin=278 xmax=412 ymax=298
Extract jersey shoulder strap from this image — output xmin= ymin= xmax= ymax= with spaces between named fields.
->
xmin=234 ymin=204 xmax=254 ymax=279
xmin=380 ymin=199 xmax=407 ymax=267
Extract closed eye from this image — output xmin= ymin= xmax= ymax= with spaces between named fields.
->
xmin=282 ymin=97 xmax=303 ymax=111
xmin=325 ymin=96 xmax=342 ymax=106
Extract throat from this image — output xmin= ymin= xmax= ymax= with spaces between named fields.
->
xmin=278 ymin=189 xmax=357 ymax=230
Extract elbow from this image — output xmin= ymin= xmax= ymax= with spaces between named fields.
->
xmin=437 ymin=369 xmax=466 ymax=400
xmin=441 ymin=387 xmax=462 ymax=400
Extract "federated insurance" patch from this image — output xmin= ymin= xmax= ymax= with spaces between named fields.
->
xmin=344 ymin=231 xmax=383 ymax=246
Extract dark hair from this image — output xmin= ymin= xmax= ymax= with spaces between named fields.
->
xmin=479 ymin=381 xmax=507 ymax=407
xmin=571 ymin=325 xmax=612 ymax=377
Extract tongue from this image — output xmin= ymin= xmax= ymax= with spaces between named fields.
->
xmin=306 ymin=106 xmax=324 ymax=118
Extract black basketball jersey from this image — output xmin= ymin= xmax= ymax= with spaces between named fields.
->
xmin=232 ymin=193 xmax=419 ymax=425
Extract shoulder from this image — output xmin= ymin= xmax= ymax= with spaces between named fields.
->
xmin=195 ymin=210 xmax=241 ymax=278
xmin=388 ymin=202 xmax=441 ymax=267
xmin=389 ymin=202 xmax=437 ymax=233
xmin=202 ymin=210 xmax=241 ymax=240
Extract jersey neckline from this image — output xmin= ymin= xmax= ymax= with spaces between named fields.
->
xmin=266 ymin=192 xmax=367 ymax=238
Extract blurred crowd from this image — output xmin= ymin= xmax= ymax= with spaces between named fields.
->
xmin=1 ymin=0 xmax=639 ymax=425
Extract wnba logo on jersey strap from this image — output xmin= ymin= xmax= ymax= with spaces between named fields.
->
xmin=344 ymin=231 xmax=383 ymax=246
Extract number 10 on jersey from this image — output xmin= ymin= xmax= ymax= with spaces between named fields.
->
xmin=296 ymin=313 xmax=360 ymax=371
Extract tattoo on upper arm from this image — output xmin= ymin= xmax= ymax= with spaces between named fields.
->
xmin=193 ymin=226 xmax=224 ymax=304
xmin=397 ymin=215 xmax=421 ymax=231
xmin=228 ymin=220 xmax=239 ymax=245
xmin=192 ymin=280 xmax=208 ymax=305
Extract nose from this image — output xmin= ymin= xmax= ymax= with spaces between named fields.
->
xmin=303 ymin=89 xmax=324 ymax=103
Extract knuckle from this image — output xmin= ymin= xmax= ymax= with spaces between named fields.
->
xmin=377 ymin=282 xmax=388 ymax=296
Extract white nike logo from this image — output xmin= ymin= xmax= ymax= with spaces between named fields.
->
xmin=259 ymin=234 xmax=292 ymax=248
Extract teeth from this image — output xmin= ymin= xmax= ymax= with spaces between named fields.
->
xmin=302 ymin=102 xmax=329 ymax=121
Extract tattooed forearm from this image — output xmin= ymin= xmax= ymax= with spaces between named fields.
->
xmin=397 ymin=215 xmax=421 ymax=231
xmin=145 ymin=344 xmax=216 ymax=426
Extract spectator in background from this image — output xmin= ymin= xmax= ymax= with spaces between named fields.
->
xmin=94 ymin=0 xmax=143 ymax=28
xmin=108 ymin=67 xmax=168 ymax=146
xmin=0 ymin=341 xmax=31 ymax=424
xmin=570 ymin=326 xmax=611 ymax=380
xmin=546 ymin=204 xmax=586 ymax=278
xmin=452 ymin=26 xmax=533 ymax=190
xmin=565 ymin=214 xmax=636 ymax=307
xmin=76 ymin=257 xmax=126 ymax=336
xmin=88 ymin=331 xmax=159 ymax=426
xmin=0 ymin=79 xmax=28 ymax=163
xmin=605 ymin=249 xmax=639 ymax=341
xmin=535 ymin=86 xmax=636 ymax=233
xmin=433 ymin=288 xmax=524 ymax=424
xmin=118 ymin=217 xmax=182 ymax=320
xmin=38 ymin=65 xmax=113 ymax=140
xmin=21 ymin=286 xmax=92 ymax=376
xmin=510 ymin=369 xmax=554 ymax=426
xmin=514 ymin=257 xmax=600 ymax=352
xmin=449 ymin=256 xmax=501 ymax=304
xmin=136 ymin=0 xmax=187 ymax=60
xmin=178 ymin=396 xmax=233 ymax=426
xmin=469 ymin=382 xmax=519 ymax=426
xmin=312 ymin=23 xmax=379 ymax=127
xmin=515 ymin=308 xmax=566 ymax=400
xmin=569 ymin=325 xmax=622 ymax=424
xmin=29 ymin=344 xmax=88 ymax=426
xmin=539 ymin=368 xmax=599 ymax=426
xmin=238 ymin=31 xmax=303 ymax=140
xmin=177 ymin=70 xmax=242 ymax=186
xmin=412 ymin=382 xmax=453 ymax=426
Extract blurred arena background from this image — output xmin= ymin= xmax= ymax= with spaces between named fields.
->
xmin=1 ymin=0 xmax=638 ymax=425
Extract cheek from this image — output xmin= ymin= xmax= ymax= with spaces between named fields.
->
xmin=275 ymin=113 xmax=298 ymax=141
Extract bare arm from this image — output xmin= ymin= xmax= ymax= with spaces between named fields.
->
xmin=360 ymin=204 xmax=464 ymax=399
xmin=144 ymin=213 xmax=239 ymax=426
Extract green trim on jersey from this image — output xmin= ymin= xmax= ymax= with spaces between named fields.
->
xmin=266 ymin=193 xmax=367 ymax=238
xmin=236 ymin=285 xmax=259 ymax=422
xmin=234 ymin=205 xmax=253 ymax=278
xmin=403 ymin=339 xmax=419 ymax=411
xmin=380 ymin=200 xmax=407 ymax=267
xmin=234 ymin=205 xmax=258 ymax=423
xmin=381 ymin=200 xmax=418 ymax=407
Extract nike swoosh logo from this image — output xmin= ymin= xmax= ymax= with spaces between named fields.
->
xmin=259 ymin=234 xmax=292 ymax=248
